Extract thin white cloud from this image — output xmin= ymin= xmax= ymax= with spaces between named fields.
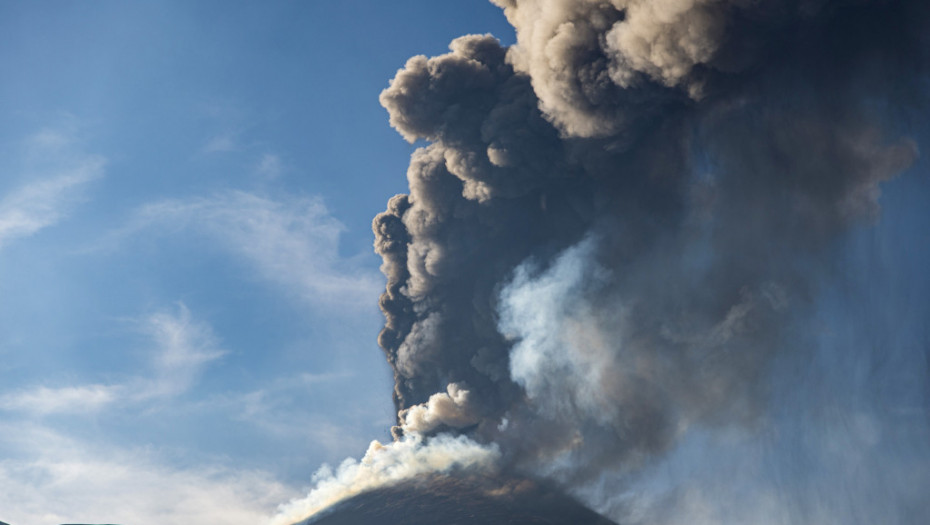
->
xmin=0 ymin=303 xmax=225 ymax=416
xmin=108 ymin=191 xmax=380 ymax=310
xmin=205 ymin=370 xmax=379 ymax=457
xmin=196 ymin=99 xmax=249 ymax=154
xmin=0 ymin=384 xmax=121 ymax=415
xmin=0 ymin=129 xmax=104 ymax=250
xmin=0 ymin=424 xmax=298 ymax=525
xmin=202 ymin=133 xmax=238 ymax=154
xmin=229 ymin=388 xmax=373 ymax=455
xmin=256 ymin=153 xmax=283 ymax=178
xmin=137 ymin=302 xmax=227 ymax=398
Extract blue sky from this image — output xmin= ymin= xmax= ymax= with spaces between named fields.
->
xmin=4 ymin=2 xmax=930 ymax=525
xmin=0 ymin=2 xmax=513 ymax=524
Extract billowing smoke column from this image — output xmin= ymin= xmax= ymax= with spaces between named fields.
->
xmin=276 ymin=1 xmax=930 ymax=523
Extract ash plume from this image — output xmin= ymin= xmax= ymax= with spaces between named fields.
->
xmin=277 ymin=1 xmax=930 ymax=523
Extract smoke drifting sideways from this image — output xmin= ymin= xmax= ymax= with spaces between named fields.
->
xmin=275 ymin=1 xmax=930 ymax=524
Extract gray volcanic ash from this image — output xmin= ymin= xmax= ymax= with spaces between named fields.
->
xmin=275 ymin=1 xmax=930 ymax=523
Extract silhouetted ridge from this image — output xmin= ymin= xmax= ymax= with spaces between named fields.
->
xmin=298 ymin=474 xmax=617 ymax=525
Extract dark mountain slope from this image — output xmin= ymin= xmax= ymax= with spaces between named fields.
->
xmin=298 ymin=474 xmax=617 ymax=525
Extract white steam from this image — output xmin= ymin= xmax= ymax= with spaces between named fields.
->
xmin=399 ymin=383 xmax=482 ymax=435
xmin=270 ymin=434 xmax=499 ymax=525
xmin=500 ymin=238 xmax=618 ymax=421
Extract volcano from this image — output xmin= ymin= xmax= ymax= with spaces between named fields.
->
xmin=295 ymin=474 xmax=617 ymax=525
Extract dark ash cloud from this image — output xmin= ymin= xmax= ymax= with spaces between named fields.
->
xmin=277 ymin=1 xmax=930 ymax=523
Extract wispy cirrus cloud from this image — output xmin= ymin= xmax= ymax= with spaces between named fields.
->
xmin=0 ymin=384 xmax=121 ymax=415
xmin=208 ymin=370 xmax=380 ymax=454
xmin=137 ymin=302 xmax=227 ymax=398
xmin=0 ymin=424 xmax=297 ymax=525
xmin=0 ymin=128 xmax=105 ymax=250
xmin=105 ymin=191 xmax=381 ymax=310
xmin=202 ymin=133 xmax=239 ymax=154
xmin=0 ymin=302 xmax=225 ymax=416
xmin=255 ymin=153 xmax=283 ymax=179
